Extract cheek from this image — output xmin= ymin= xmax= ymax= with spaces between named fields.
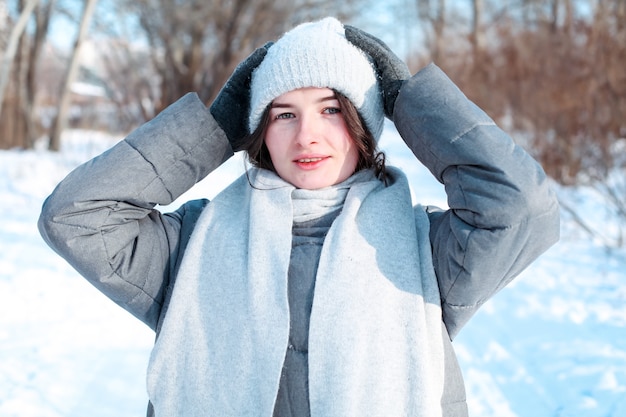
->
xmin=263 ymin=127 xmax=282 ymax=157
xmin=337 ymin=128 xmax=359 ymax=161
xmin=346 ymin=141 xmax=361 ymax=168
xmin=263 ymin=126 xmax=294 ymax=170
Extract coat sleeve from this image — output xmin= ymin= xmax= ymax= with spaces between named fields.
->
xmin=38 ymin=93 xmax=234 ymax=331
xmin=393 ymin=64 xmax=560 ymax=339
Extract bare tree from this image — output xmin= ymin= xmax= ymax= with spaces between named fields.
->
xmin=48 ymin=0 xmax=98 ymax=151
xmin=415 ymin=0 xmax=625 ymax=244
xmin=416 ymin=0 xmax=447 ymax=62
xmin=0 ymin=0 xmax=60 ymax=150
xmin=0 ymin=0 xmax=40 ymax=118
xmin=91 ymin=37 xmax=158 ymax=131
xmin=114 ymin=0 xmax=359 ymax=116
xmin=18 ymin=0 xmax=360 ymax=148
xmin=21 ymin=0 xmax=56 ymax=148
xmin=471 ymin=0 xmax=485 ymax=52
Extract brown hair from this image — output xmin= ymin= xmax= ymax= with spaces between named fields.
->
xmin=238 ymin=90 xmax=387 ymax=181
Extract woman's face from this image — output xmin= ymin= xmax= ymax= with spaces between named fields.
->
xmin=264 ymin=87 xmax=359 ymax=190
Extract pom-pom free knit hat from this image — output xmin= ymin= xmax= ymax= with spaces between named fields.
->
xmin=249 ymin=17 xmax=384 ymax=141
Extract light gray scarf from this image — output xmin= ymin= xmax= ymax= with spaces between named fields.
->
xmin=147 ymin=166 xmax=445 ymax=417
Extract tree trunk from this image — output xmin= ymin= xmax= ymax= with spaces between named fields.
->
xmin=23 ymin=0 xmax=56 ymax=148
xmin=0 ymin=0 xmax=40 ymax=119
xmin=432 ymin=0 xmax=446 ymax=63
xmin=471 ymin=0 xmax=485 ymax=53
xmin=48 ymin=0 xmax=98 ymax=151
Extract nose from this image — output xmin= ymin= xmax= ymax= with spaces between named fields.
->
xmin=294 ymin=114 xmax=319 ymax=147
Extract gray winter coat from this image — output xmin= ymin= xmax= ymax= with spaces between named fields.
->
xmin=38 ymin=64 xmax=560 ymax=416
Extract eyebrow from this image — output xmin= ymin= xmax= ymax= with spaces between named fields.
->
xmin=271 ymin=94 xmax=338 ymax=108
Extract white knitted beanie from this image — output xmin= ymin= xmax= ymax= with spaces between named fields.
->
xmin=249 ymin=17 xmax=384 ymax=141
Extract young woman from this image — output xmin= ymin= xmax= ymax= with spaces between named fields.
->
xmin=38 ymin=17 xmax=559 ymax=417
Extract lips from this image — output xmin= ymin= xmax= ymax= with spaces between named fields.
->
xmin=293 ymin=154 xmax=329 ymax=169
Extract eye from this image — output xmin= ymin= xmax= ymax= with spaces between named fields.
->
xmin=323 ymin=107 xmax=341 ymax=115
xmin=273 ymin=112 xmax=295 ymax=120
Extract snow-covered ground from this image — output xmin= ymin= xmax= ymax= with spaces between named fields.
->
xmin=1 ymin=125 xmax=624 ymax=416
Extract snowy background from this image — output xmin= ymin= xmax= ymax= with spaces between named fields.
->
xmin=1 ymin=123 xmax=625 ymax=416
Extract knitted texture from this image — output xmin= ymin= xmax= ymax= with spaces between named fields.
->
xmin=249 ymin=17 xmax=384 ymax=141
